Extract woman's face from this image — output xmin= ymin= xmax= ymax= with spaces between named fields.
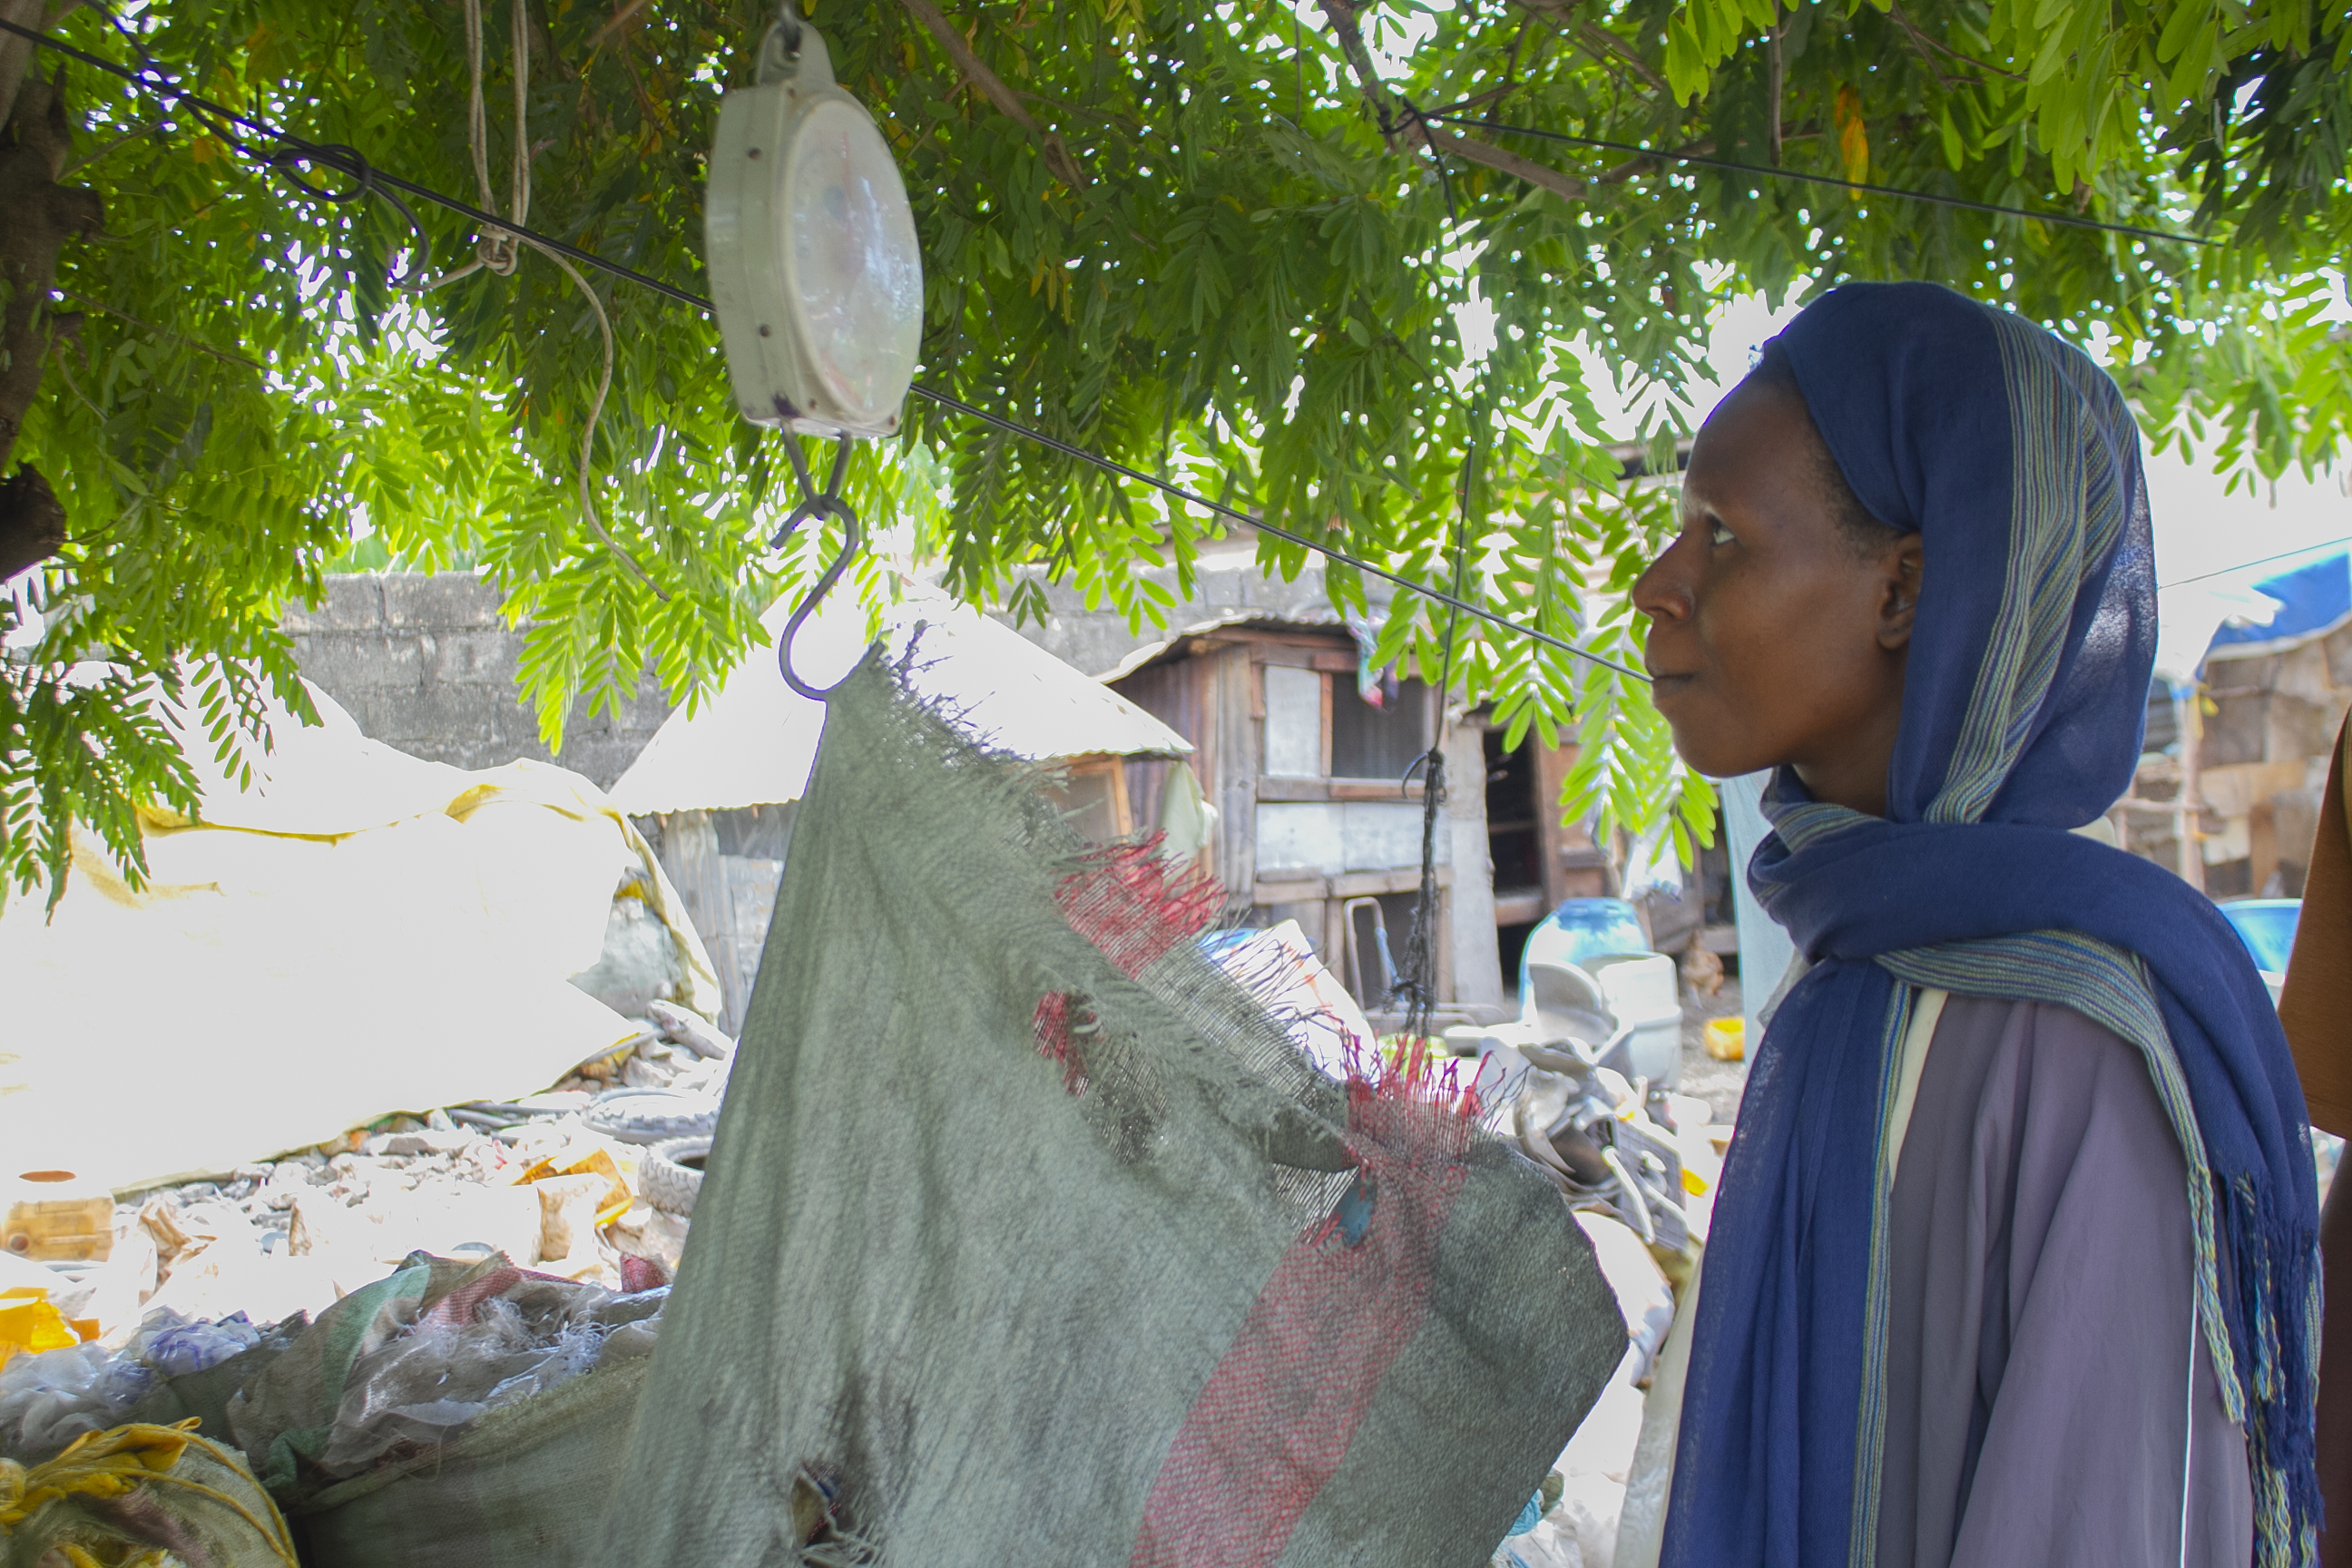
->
xmin=1631 ymin=379 xmax=1922 ymax=817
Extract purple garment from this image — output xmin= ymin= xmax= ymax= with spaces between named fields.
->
xmin=1874 ymin=994 xmax=2254 ymax=1568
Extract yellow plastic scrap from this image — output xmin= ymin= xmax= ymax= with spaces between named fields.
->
xmin=0 ymin=1289 xmax=81 ymax=1363
xmin=513 ymin=1144 xmax=634 ymax=1228
xmin=0 ymin=1420 xmax=299 ymax=1568
xmin=0 ymin=1422 xmax=191 ymax=1525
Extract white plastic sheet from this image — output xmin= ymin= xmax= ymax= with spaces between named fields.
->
xmin=0 ymin=682 xmax=717 ymax=1190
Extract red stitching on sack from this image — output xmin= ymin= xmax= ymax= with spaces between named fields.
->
xmin=1054 ymin=838 xmax=1222 ymax=978
xmin=1129 ymin=1042 xmax=1478 ymax=1567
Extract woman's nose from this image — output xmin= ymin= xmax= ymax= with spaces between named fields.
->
xmin=1632 ymin=538 xmax=1694 ymax=624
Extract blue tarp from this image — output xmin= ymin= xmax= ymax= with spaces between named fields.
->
xmin=2205 ymin=552 xmax=2352 ymax=661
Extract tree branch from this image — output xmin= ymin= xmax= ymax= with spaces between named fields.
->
xmin=51 ymin=287 xmax=263 ymax=369
xmin=0 ymin=465 xmax=65 ymax=580
xmin=897 ymin=0 xmax=1088 ymax=190
xmin=1423 ymin=122 xmax=1588 ymax=202
xmin=1318 ymin=0 xmax=1584 ymax=204
xmin=1886 ymin=2 xmax=2022 ymax=81
xmin=2 ymin=64 xmax=102 ymax=490
xmin=0 ymin=57 xmax=101 ymax=583
xmin=1573 ymin=19 xmax=1670 ymax=95
xmin=583 ymin=0 xmax=652 ymax=55
xmin=1509 ymin=0 xmax=1671 ymax=95
xmin=5 ymin=0 xmax=92 ymax=125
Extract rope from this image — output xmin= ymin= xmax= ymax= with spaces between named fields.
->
xmin=1395 ymin=134 xmax=1478 ymax=1044
xmin=403 ymin=0 xmax=528 ymax=289
xmin=407 ymin=0 xmax=659 ymax=594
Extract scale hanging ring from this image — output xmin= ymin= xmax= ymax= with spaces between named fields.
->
xmin=772 ymin=436 xmax=863 ymax=701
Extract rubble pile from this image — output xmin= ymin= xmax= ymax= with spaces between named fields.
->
xmin=5 ymin=1004 xmax=731 ymax=1367
xmin=0 ymin=1014 xmax=728 ymax=1541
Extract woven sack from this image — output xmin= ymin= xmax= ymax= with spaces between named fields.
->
xmin=0 ymin=1418 xmax=298 ymax=1568
xmin=611 ymin=656 xmax=1625 ymax=1566
xmin=287 ymin=1357 xmax=647 ymax=1568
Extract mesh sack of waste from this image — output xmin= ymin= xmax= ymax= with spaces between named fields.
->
xmin=213 ymin=1250 xmax=664 ymax=1567
xmin=0 ymin=1418 xmax=297 ymax=1568
xmin=286 ymin=1358 xmax=650 ymax=1568
xmin=611 ymin=654 xmax=1625 ymax=1566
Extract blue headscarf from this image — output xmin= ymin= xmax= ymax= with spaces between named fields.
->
xmin=1658 ymin=282 xmax=2320 ymax=1568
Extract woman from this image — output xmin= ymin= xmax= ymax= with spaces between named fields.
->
xmin=1624 ymin=282 xmax=2317 ymax=1567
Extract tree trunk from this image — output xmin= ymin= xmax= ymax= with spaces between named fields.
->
xmin=0 ymin=0 xmax=46 ymax=131
xmin=0 ymin=58 xmax=99 ymax=577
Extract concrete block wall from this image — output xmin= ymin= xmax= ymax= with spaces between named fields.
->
xmin=286 ymin=573 xmax=673 ymax=790
xmin=2191 ymin=624 xmax=2352 ymax=897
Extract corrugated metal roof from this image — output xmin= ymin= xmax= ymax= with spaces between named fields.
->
xmin=609 ymin=591 xmax=1190 ymax=817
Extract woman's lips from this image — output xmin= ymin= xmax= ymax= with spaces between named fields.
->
xmin=1650 ymin=672 xmax=1696 ymax=701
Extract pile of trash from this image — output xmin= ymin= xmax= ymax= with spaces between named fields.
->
xmin=0 ymin=1308 xmax=262 ymax=1458
xmin=1 ymin=1254 xmax=665 ymax=1489
xmin=0 ymin=1000 xmax=732 ymax=1363
xmin=230 ymin=1253 xmax=666 ymax=1494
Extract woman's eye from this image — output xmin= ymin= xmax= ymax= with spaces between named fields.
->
xmin=1709 ymin=521 xmax=1735 ymax=546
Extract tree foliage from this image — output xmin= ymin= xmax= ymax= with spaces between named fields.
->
xmin=2 ymin=0 xmax=2347 ymax=898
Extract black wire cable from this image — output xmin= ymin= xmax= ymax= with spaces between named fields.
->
xmin=0 ymin=15 xmax=715 ymax=310
xmin=0 ymin=11 xmax=1644 ymax=680
xmin=917 ymin=388 xmax=1646 ymax=680
xmin=2157 ymin=534 xmax=2352 ymax=591
xmin=1416 ymin=110 xmax=2214 ymax=248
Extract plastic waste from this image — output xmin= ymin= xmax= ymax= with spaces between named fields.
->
xmin=0 ymin=1340 xmax=158 ymax=1460
xmin=147 ymin=1310 xmax=266 ymax=1377
xmin=315 ymin=1275 xmax=666 ymax=1476
xmin=0 ymin=1290 xmax=83 ymax=1361
xmin=1492 ymin=1517 xmax=1586 ymax=1568
xmin=0 ymin=1308 xmax=286 ymax=1461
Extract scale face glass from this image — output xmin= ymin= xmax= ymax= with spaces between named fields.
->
xmin=706 ymin=21 xmax=922 ymax=438
xmin=786 ymin=99 xmax=923 ymax=428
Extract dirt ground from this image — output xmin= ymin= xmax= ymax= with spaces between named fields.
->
xmin=1677 ymin=973 xmax=1749 ymax=1125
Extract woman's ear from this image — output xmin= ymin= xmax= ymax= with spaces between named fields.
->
xmin=1877 ymin=534 xmax=1925 ymax=652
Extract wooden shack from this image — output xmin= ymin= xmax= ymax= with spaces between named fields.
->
xmin=1107 ymin=622 xmax=1502 ymax=1014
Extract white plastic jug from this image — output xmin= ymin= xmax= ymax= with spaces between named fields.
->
xmin=1583 ymin=953 xmax=1682 ymax=1088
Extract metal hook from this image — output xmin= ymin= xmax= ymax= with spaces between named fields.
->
xmin=770 ymin=436 xmax=864 ymax=701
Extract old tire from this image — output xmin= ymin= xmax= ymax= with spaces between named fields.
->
xmin=583 ymin=1088 xmax=720 ymax=1146
xmin=640 ymin=1136 xmax=710 ymax=1217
